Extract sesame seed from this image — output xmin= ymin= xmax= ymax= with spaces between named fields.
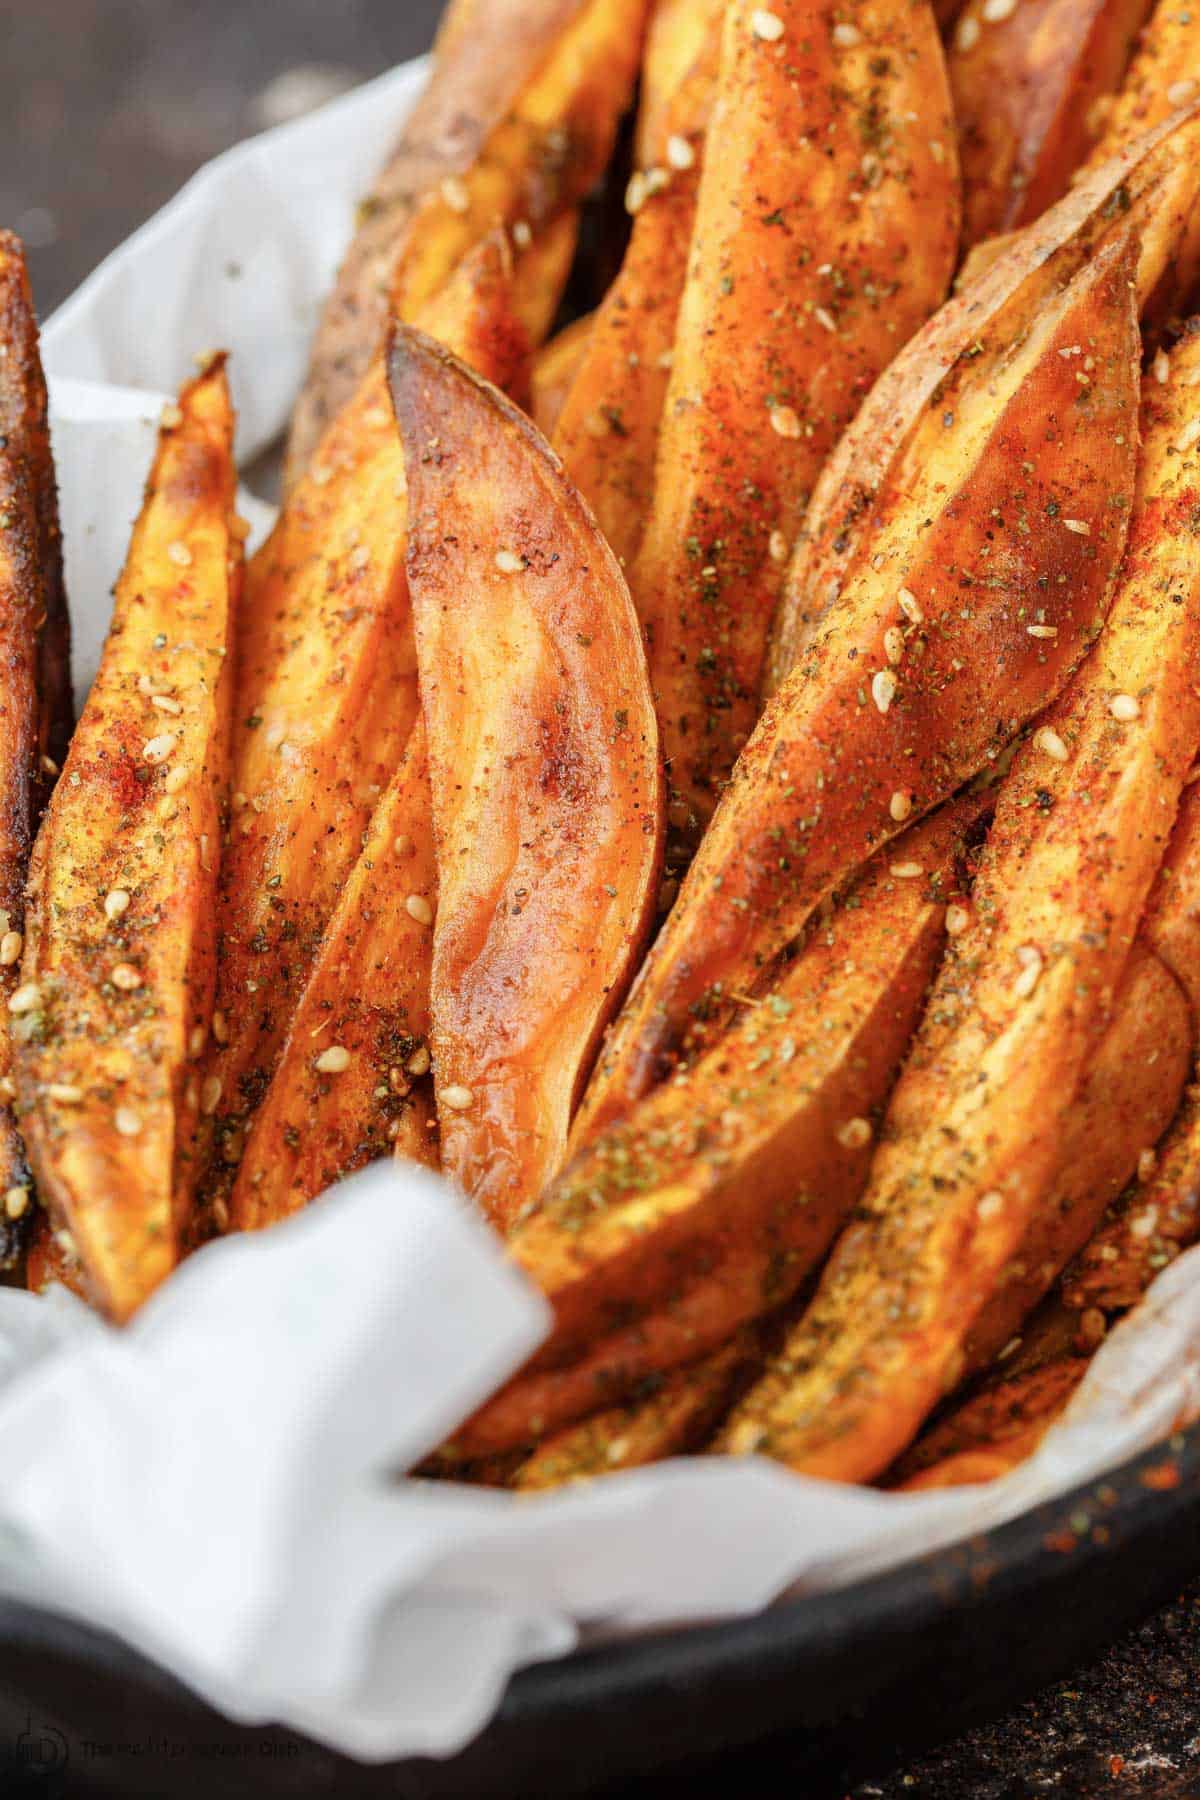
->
xmin=407 ymin=1044 xmax=432 ymax=1077
xmin=883 ymin=625 xmax=904 ymax=666
xmin=1078 ymin=1308 xmax=1107 ymax=1349
xmin=393 ymin=834 xmax=413 ymax=857
xmin=889 ymin=789 xmax=912 ymax=823
xmin=813 ymin=307 xmax=837 ymax=334
xmin=40 ymin=754 xmax=58 ymax=777
xmin=1176 ymin=418 xmax=1200 ymax=453
xmin=1013 ymin=944 xmax=1043 ymax=998
xmin=769 ymin=403 xmax=802 ymax=439
xmin=441 ymin=1083 xmax=475 ymax=1110
xmin=440 ymin=176 xmax=470 ymax=214
xmin=666 ymin=134 xmax=695 ymax=171
xmin=110 ymin=963 xmax=141 ymax=991
xmin=160 ymin=402 xmax=183 ymax=429
xmin=750 ymin=8 xmax=785 ymax=39
xmin=143 ymin=734 xmax=174 ymax=764
xmin=1167 ymin=78 xmax=1197 ymax=105
xmin=212 ymin=1196 xmax=230 ymax=1231
xmin=212 ymin=1010 xmax=228 ymax=1045
xmin=890 ymin=861 xmax=923 ymax=879
xmin=1137 ymin=1148 xmax=1157 ymax=1183
xmin=1026 ymin=623 xmax=1057 ymax=639
xmin=201 ymin=1076 xmax=222 ymax=1115
xmin=982 ymin=0 xmax=1016 ymax=18
xmin=114 ymin=1106 xmax=142 ymax=1137
xmin=406 ymin=893 xmax=433 ymax=925
xmin=1154 ymin=348 xmax=1171 ymax=385
xmin=512 ymin=219 xmax=532 ymax=249
xmin=1034 ymin=726 xmax=1069 ymax=762
xmin=105 ymin=889 xmax=131 ymax=921
xmin=0 ymin=931 xmax=22 ymax=966
xmin=1109 ymin=693 xmax=1140 ymax=722
xmin=656 ymin=348 xmax=674 ymax=371
xmin=643 ymin=167 xmax=669 ymax=197
xmin=55 ymin=1229 xmax=77 ymax=1257
xmin=583 ymin=410 xmax=610 ymax=439
xmin=315 ymin=1045 xmax=351 ymax=1074
xmin=1130 ymin=1205 xmax=1160 ymax=1239
xmin=955 ymin=13 xmax=980 ymax=50
xmin=494 ymin=549 xmax=524 ymax=575
xmin=167 ymin=540 xmax=193 ymax=568
xmin=897 ymin=587 xmax=922 ymax=623
xmin=945 ymin=904 xmax=970 ymax=936
xmin=310 ymin=463 xmax=332 ymax=487
xmin=46 ymin=1083 xmax=83 ymax=1104
xmin=871 ymin=669 xmax=896 ymax=714
xmin=977 ymin=1190 xmax=1004 ymax=1220
xmin=8 ymin=982 xmax=40 ymax=1014
xmin=164 ymin=764 xmax=189 ymax=794
xmin=768 ymin=529 xmax=789 ymax=564
xmin=836 ymin=1116 xmax=872 ymax=1149
xmin=189 ymin=1026 xmax=206 ymax=1057
xmin=625 ymin=171 xmax=649 ymax=215
xmin=831 ymin=21 xmax=860 ymax=44
xmin=3 ymin=1185 xmax=28 ymax=1220
xmin=1062 ymin=518 xmax=1090 ymax=535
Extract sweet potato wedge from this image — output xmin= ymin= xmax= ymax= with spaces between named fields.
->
xmin=574 ymin=230 xmax=1141 ymax=1146
xmin=635 ymin=0 xmax=727 ymax=166
xmin=628 ymin=0 xmax=958 ymax=826
xmin=230 ymin=719 xmax=438 ymax=1231
xmin=552 ymin=10 xmax=721 ymax=574
xmin=454 ymin=796 xmax=978 ymax=1457
xmin=15 ymin=359 xmax=240 ymax=1321
xmin=286 ymin=0 xmax=648 ymax=486
xmin=1082 ymin=0 xmax=1200 ymax=166
xmin=0 ymin=236 xmax=64 ymax=1265
xmin=714 ymin=336 xmax=1200 ymax=1481
xmin=390 ymin=327 xmax=663 ymax=1228
xmin=892 ymin=1355 xmax=1092 ymax=1490
xmin=947 ymin=0 xmax=1150 ymax=249
xmin=196 ymin=237 xmax=530 ymax=1224
xmin=513 ymin=1332 xmax=760 ymax=1488
xmin=768 ymin=103 xmax=1200 ymax=690
xmin=530 ymin=312 xmax=594 ymax=438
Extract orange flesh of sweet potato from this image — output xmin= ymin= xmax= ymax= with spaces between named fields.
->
xmin=714 ymin=339 xmax=1200 ymax=1481
xmin=634 ymin=0 xmax=727 ymax=166
xmin=947 ymin=0 xmax=1151 ymax=249
xmin=1082 ymin=0 xmax=1200 ymax=167
xmin=962 ymin=940 xmax=1191 ymax=1371
xmin=768 ymin=105 xmax=1200 ymax=691
xmin=390 ymin=328 xmax=663 ymax=1229
xmin=230 ymin=719 xmax=438 ymax=1230
xmin=513 ymin=1331 xmax=760 ymax=1488
xmin=552 ymin=15 xmax=721 ymax=576
xmin=286 ymin=0 xmax=648 ymax=486
xmin=630 ymin=0 xmax=959 ymax=825
xmin=0 ymin=236 xmax=60 ymax=1262
xmin=531 ymin=313 xmax=594 ymax=439
xmin=15 ymin=361 xmax=240 ymax=1321
xmin=196 ymin=237 xmax=529 ymax=1226
xmin=453 ymin=796 xmax=978 ymax=1457
xmin=574 ymin=231 xmax=1141 ymax=1147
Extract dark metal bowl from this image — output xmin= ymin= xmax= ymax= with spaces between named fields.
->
xmin=0 ymin=1417 xmax=1196 ymax=1798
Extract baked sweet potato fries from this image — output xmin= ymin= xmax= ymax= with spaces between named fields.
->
xmin=11 ymin=0 xmax=1200 ymax=1498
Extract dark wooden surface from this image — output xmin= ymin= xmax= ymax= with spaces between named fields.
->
xmin=2 ymin=3 xmax=1197 ymax=1795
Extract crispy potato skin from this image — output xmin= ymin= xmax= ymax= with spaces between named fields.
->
xmin=553 ymin=15 xmax=721 ymax=574
xmin=629 ymin=0 xmax=958 ymax=825
xmin=531 ymin=312 xmax=594 ymax=438
xmin=770 ymin=107 xmax=1200 ymax=691
xmin=714 ymin=335 xmax=1200 ymax=1481
xmin=454 ymin=798 xmax=977 ymax=1458
xmin=285 ymin=0 xmax=647 ymax=487
xmin=0 ymin=238 xmax=59 ymax=1262
xmin=575 ymin=234 xmax=1141 ymax=1147
xmin=513 ymin=1332 xmax=759 ymax=1488
xmin=16 ymin=362 xmax=240 ymax=1321
xmin=197 ymin=238 xmax=529 ymax=1227
xmin=231 ymin=721 xmax=438 ymax=1229
xmin=948 ymin=0 xmax=1151 ymax=249
xmin=390 ymin=328 xmax=663 ymax=1228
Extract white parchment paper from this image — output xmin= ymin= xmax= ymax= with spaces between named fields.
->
xmin=0 ymin=54 xmax=1192 ymax=1766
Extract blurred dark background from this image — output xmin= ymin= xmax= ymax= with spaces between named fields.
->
xmin=2 ymin=4 xmax=1198 ymax=1796
xmin=0 ymin=0 xmax=444 ymax=315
